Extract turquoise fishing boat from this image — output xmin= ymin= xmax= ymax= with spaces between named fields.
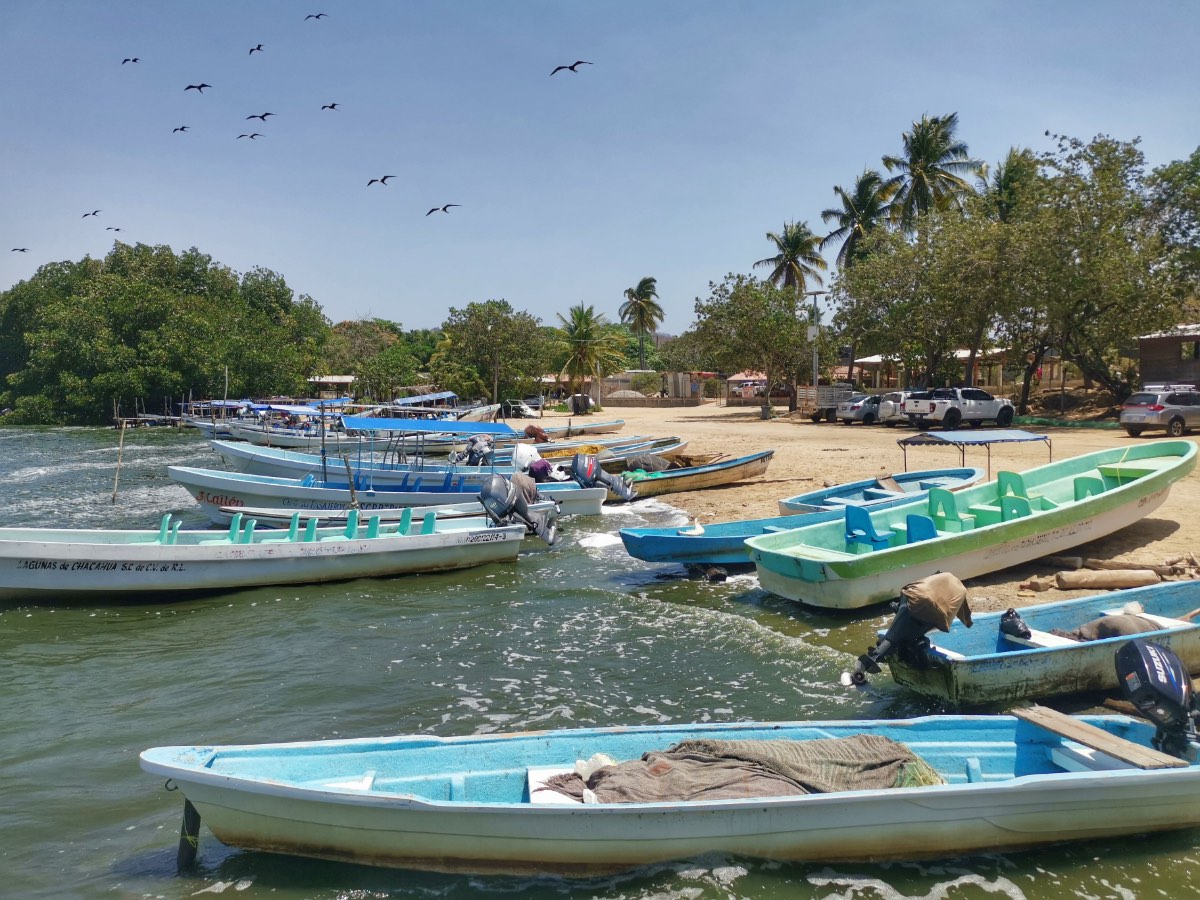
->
xmin=619 ymin=467 xmax=984 ymax=565
xmin=747 ymin=441 xmax=1197 ymax=610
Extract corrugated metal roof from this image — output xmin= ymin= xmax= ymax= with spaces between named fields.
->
xmin=1139 ymin=324 xmax=1200 ymax=339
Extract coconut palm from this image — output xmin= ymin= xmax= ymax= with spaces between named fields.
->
xmin=753 ymin=221 xmax=828 ymax=299
xmin=882 ymin=112 xmax=983 ymax=231
xmin=820 ymin=170 xmax=894 ymax=269
xmin=977 ymin=147 xmax=1038 ymax=223
xmin=619 ymin=276 xmax=663 ymax=370
xmin=555 ymin=303 xmax=628 ymax=403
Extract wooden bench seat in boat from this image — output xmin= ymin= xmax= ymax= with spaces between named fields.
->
xmin=1004 ymin=628 xmax=1080 ymax=649
xmin=527 ymin=766 xmax=580 ymax=804
xmin=1014 ymin=705 xmax=1186 ymax=769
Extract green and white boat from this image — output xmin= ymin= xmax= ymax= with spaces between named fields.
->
xmin=747 ymin=441 xmax=1197 ymax=610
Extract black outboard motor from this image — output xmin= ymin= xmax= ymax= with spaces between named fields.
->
xmin=845 ymin=572 xmax=971 ymax=686
xmin=570 ymin=453 xmax=637 ymax=502
xmin=477 ymin=474 xmax=559 ymax=546
xmin=1116 ymin=639 xmax=1199 ymax=760
xmin=846 ymin=596 xmax=939 ymax=685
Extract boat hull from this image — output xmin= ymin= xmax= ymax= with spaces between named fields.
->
xmin=886 ymin=579 xmax=1200 ymax=705
xmin=0 ymin=525 xmax=524 ymax=601
xmin=168 ymin=466 xmax=606 ymax=522
xmin=141 ymin=714 xmax=1200 ymax=875
xmin=749 ymin=442 xmax=1196 ymax=610
xmin=614 ymin=450 xmax=773 ymax=501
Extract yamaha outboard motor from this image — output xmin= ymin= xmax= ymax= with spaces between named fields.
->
xmin=1116 ymin=639 xmax=1200 ymax=760
xmin=570 ymin=453 xmax=637 ymax=502
xmin=477 ymin=474 xmax=559 ymax=546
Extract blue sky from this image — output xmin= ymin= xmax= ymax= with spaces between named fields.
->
xmin=2 ymin=1 xmax=1196 ymax=332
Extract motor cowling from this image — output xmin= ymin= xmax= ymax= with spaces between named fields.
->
xmin=1116 ymin=639 xmax=1199 ymax=759
xmin=456 ymin=435 xmax=495 ymax=467
xmin=477 ymin=474 xmax=559 ymax=546
xmin=511 ymin=443 xmax=541 ymax=472
xmin=570 ymin=453 xmax=637 ymax=502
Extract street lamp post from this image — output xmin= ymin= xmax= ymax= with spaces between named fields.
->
xmin=806 ymin=290 xmax=829 ymax=388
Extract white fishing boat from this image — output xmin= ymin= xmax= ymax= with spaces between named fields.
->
xmin=142 ymin=677 xmax=1200 ymax=876
xmin=0 ymin=510 xmax=525 ymax=601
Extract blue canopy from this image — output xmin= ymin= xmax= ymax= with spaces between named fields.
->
xmin=340 ymin=415 xmax=516 ymax=436
xmin=393 ymin=391 xmax=457 ymax=407
xmin=898 ymin=429 xmax=1051 ymax=478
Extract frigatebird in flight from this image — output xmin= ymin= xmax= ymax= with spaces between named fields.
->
xmin=185 ymin=83 xmax=212 ymax=93
xmin=12 ymin=248 xmax=28 ymax=252
xmin=305 ymin=12 xmax=327 ymax=19
xmin=550 ymin=60 xmax=592 ymax=75
xmin=426 ymin=204 xmax=460 ymax=215
xmin=367 ymin=176 xmax=396 ymax=186
xmin=82 ymin=210 xmax=101 ymax=217
xmin=237 ymin=134 xmax=262 ymax=140
xmin=172 ymin=125 xmax=190 ymax=133
xmin=122 ymin=57 xmax=140 ymax=64
xmin=321 ymin=102 xmax=339 ymax=110
xmin=106 ymin=227 xmax=123 ymax=231
xmin=246 ymin=112 xmax=275 ymax=121
xmin=249 ymin=44 xmax=264 ymax=55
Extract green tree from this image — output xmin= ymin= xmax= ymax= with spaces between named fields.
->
xmin=1148 ymin=146 xmax=1200 ymax=304
xmin=882 ymin=112 xmax=982 ymax=231
xmin=820 ymin=170 xmax=894 ymax=268
xmin=619 ymin=276 xmax=664 ymax=370
xmin=657 ymin=330 xmax=716 ymax=374
xmin=554 ymin=303 xmax=628 ymax=404
xmin=439 ymin=300 xmax=548 ymax=402
xmin=357 ymin=343 xmax=418 ymax=401
xmin=691 ymin=274 xmax=810 ymax=415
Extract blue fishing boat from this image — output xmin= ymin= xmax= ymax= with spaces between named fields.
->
xmin=142 ymin=650 xmax=1200 ymax=876
xmin=878 ymin=579 xmax=1200 ymax=705
xmin=619 ymin=467 xmax=985 ymax=565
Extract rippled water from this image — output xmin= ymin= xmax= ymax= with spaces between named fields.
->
xmin=1 ymin=427 xmax=1197 ymax=899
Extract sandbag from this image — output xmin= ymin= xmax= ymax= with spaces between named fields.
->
xmin=1055 ymin=569 xmax=1160 ymax=590
xmin=901 ymin=572 xmax=972 ymax=631
xmin=623 ymin=453 xmax=674 ymax=474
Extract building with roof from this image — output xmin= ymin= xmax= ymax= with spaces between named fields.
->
xmin=1138 ymin=325 xmax=1200 ymax=387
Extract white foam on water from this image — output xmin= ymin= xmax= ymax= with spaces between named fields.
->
xmin=577 ymin=533 xmax=623 ymax=549
xmin=807 ymin=872 xmax=1027 ymax=900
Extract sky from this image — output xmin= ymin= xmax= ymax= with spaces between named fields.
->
xmin=2 ymin=1 xmax=1197 ymax=334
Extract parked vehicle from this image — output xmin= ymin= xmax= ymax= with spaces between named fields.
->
xmin=797 ymin=384 xmax=855 ymax=422
xmin=501 ymin=399 xmax=538 ymax=419
xmin=836 ymin=394 xmax=883 ymax=425
xmin=878 ymin=391 xmax=916 ymax=426
xmin=904 ymin=387 xmax=1015 ymax=430
xmin=522 ymin=395 xmax=545 ymax=411
xmin=1120 ymin=386 xmax=1200 ymax=437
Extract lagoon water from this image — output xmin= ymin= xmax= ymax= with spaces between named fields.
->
xmin=2 ymin=427 xmax=1197 ymax=899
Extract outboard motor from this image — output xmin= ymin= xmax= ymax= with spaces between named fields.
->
xmin=845 ymin=572 xmax=971 ymax=686
xmin=570 ymin=453 xmax=637 ymax=502
xmin=477 ymin=474 xmax=559 ymax=546
xmin=1116 ymin=639 xmax=1200 ymax=760
xmin=449 ymin=435 xmax=495 ymax=466
xmin=511 ymin=443 xmax=542 ymax=472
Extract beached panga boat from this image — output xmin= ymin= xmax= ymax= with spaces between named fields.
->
xmin=881 ymin=579 xmax=1200 ymax=705
xmin=747 ymin=441 xmax=1197 ymax=610
xmin=141 ymin=704 xmax=1200 ymax=876
xmin=613 ymin=450 xmax=775 ymax=501
xmin=168 ymin=466 xmax=607 ymax=522
xmin=0 ymin=511 xmax=524 ymax=601
xmin=620 ymin=467 xmax=985 ymax=566
xmin=215 ymin=498 xmax=561 ymax=529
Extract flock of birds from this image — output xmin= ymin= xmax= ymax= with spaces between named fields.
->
xmin=9 ymin=11 xmax=595 ymax=255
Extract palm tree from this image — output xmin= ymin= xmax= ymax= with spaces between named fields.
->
xmin=619 ymin=276 xmax=663 ymax=370
xmin=882 ymin=112 xmax=983 ymax=231
xmin=820 ymin=169 xmax=894 ymax=268
xmin=753 ymin=221 xmax=828 ymax=298
xmin=555 ymin=303 xmax=628 ymax=408
xmin=977 ymin=147 xmax=1038 ymax=223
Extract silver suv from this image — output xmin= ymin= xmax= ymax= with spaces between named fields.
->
xmin=1120 ymin=386 xmax=1200 ymax=437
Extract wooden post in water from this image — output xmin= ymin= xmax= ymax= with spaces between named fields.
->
xmin=111 ymin=421 xmax=127 ymax=504
xmin=176 ymin=799 xmax=202 ymax=868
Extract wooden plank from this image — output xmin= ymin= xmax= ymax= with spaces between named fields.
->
xmin=1013 ymin=705 xmax=1188 ymax=769
xmin=876 ymin=476 xmax=903 ymax=492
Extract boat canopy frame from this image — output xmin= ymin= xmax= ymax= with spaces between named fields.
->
xmin=897 ymin=429 xmax=1052 ymax=478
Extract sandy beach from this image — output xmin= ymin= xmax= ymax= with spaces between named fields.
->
xmin=540 ymin=403 xmax=1200 ymax=612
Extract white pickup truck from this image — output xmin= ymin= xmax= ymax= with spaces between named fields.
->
xmin=903 ymin=387 xmax=1015 ymax=430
